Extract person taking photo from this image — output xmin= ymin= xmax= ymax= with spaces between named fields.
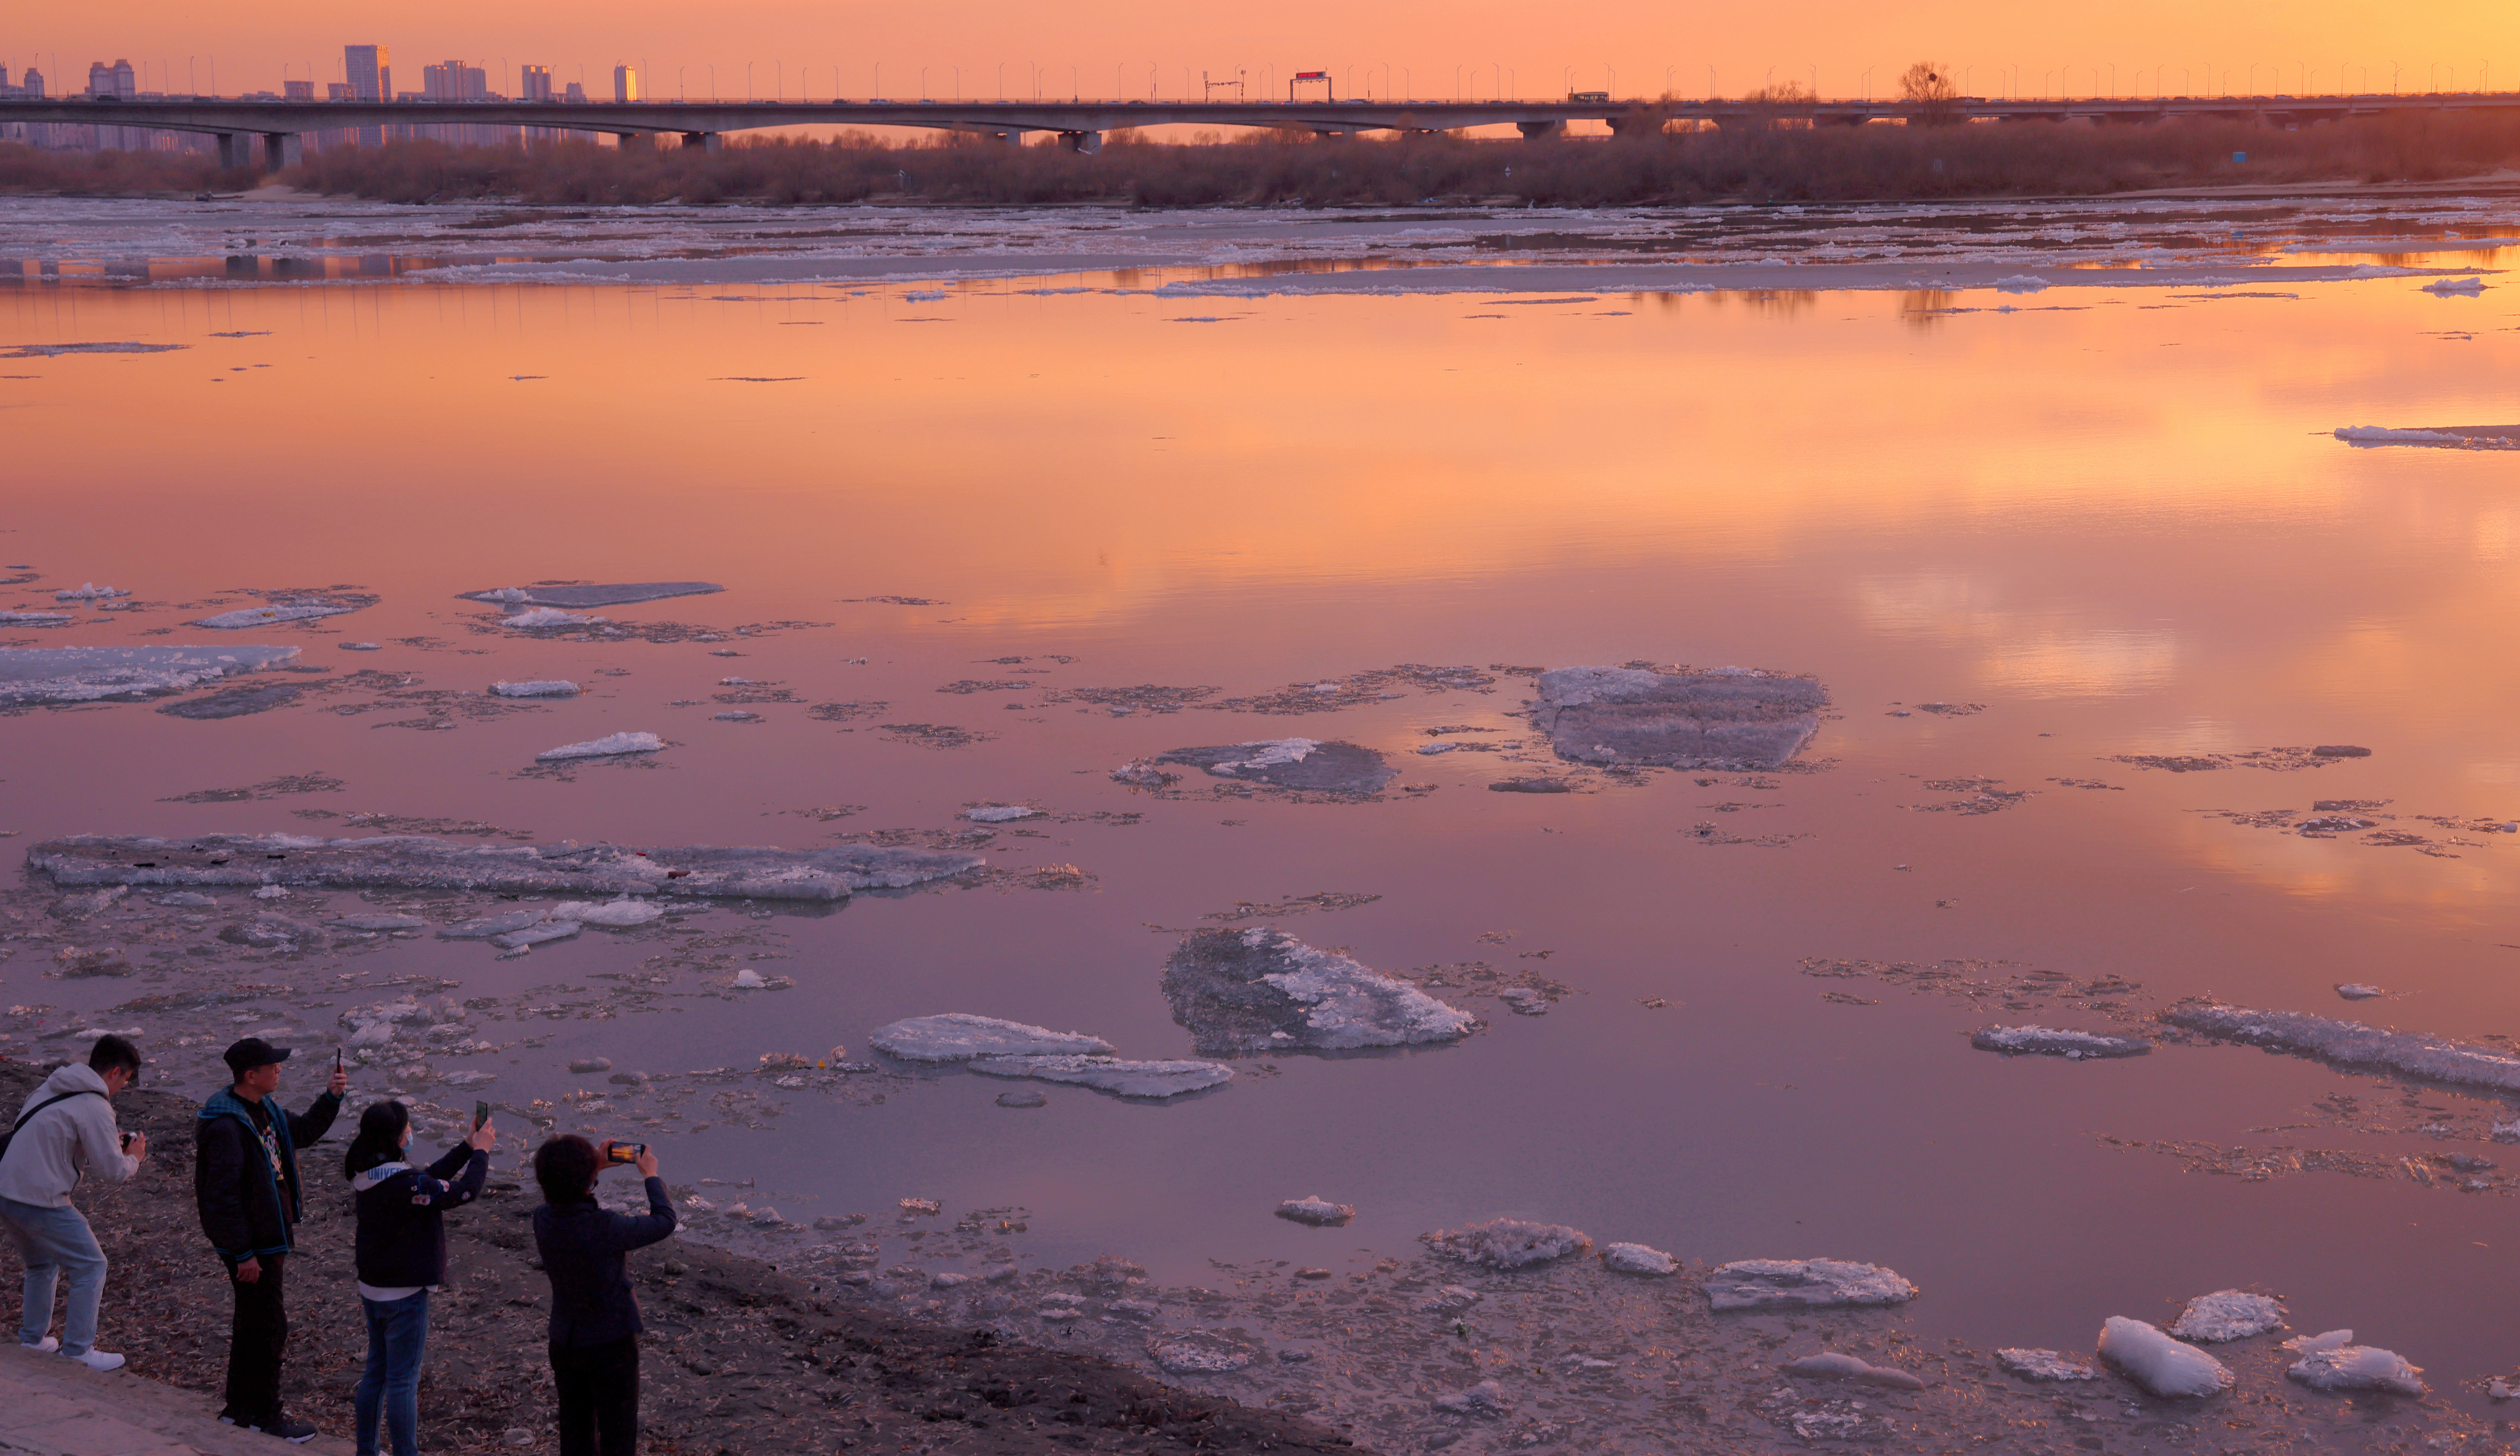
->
xmin=195 ymin=1037 xmax=344 ymax=1443
xmin=0 ymin=1034 xmax=146 ymax=1370
xmin=532 ymin=1136 xmax=675 ymax=1456
xmin=343 ymin=1099 xmax=496 ymax=1456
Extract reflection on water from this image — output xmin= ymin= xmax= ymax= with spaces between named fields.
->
xmin=4 ymin=268 xmax=2520 ymax=1415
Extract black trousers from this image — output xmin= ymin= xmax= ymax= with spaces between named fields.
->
xmin=221 ymin=1252 xmax=288 ymax=1424
xmin=552 ymin=1336 xmax=640 ymax=1456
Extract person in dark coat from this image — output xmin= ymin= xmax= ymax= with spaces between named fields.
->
xmin=195 ymin=1037 xmax=344 ymax=1442
xmin=344 ymin=1099 xmax=495 ymax=1456
xmin=532 ymin=1135 xmax=674 ymax=1456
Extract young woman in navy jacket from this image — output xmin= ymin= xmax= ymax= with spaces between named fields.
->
xmin=342 ymin=1100 xmax=496 ymax=1456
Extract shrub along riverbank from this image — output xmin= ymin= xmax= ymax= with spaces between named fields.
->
xmin=5 ymin=111 xmax=2519 ymax=207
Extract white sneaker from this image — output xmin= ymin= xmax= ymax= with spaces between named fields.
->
xmin=62 ymin=1349 xmax=124 ymax=1372
xmin=19 ymin=1337 xmax=59 ymax=1353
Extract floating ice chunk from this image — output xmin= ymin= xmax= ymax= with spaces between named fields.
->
xmin=549 ymin=897 xmax=663 ymax=928
xmin=1533 ymin=665 xmax=1827 ymax=769
xmin=870 ymin=1013 xmax=1115 ymax=1061
xmin=1971 ymin=1026 xmax=2152 ymax=1059
xmin=2170 ymin=1290 xmax=2285 ymax=1342
xmin=712 ymin=711 xmax=758 ymax=722
xmin=460 ymin=582 xmax=722 ymax=608
xmin=0 ymin=610 xmax=73 ymax=626
xmin=440 ymin=1070 xmax=496 ymax=1089
xmin=1275 ymin=1195 xmax=1354 ymax=1227
xmin=1421 ymin=1218 xmax=1591 ymax=1271
xmin=31 ymin=833 xmax=978 ymax=902
xmin=2336 ymin=425 xmax=2460 ymax=444
xmin=729 ymin=968 xmax=768 ymax=988
xmin=441 ymin=909 xmax=551 ymax=939
xmin=0 ymin=341 xmax=183 ymax=357
xmin=504 ymin=607 xmax=607 ymax=630
xmin=1997 ymin=1348 xmax=2096 ymax=1380
xmin=2335 ymin=984 xmax=2385 ymax=1000
xmin=1601 ymin=1242 xmax=1678 ymax=1275
xmin=1432 ymin=1380 xmax=1508 ymax=1416
xmin=1163 ymin=927 xmax=1477 ymax=1056
xmin=2098 ymin=1316 xmax=2233 ymax=1397
xmin=1415 ymin=742 xmax=1456 ymax=755
xmin=2163 ymin=1001 xmax=2520 ymax=1092
xmin=2281 ymin=1328 xmax=2352 ymax=1355
xmin=341 ymin=642 xmax=380 ymax=651
xmin=1109 ymin=761 xmax=1179 ymax=788
xmin=191 ymin=601 xmax=359 ymax=629
xmin=537 ymin=731 xmax=664 ymax=760
xmin=1780 ymin=1352 xmax=1925 ymax=1390
xmin=53 ymin=583 xmax=127 ymax=601
xmin=2421 ymin=276 xmax=2486 ymax=295
xmin=1995 ymin=274 xmax=2049 ymax=293
xmin=1146 ymin=1331 xmax=1259 ymax=1373
xmin=2289 ymin=1342 xmax=2424 ymax=1395
xmin=968 ymin=1054 xmax=1232 ymax=1098
xmin=963 ymin=805 xmax=1043 ymax=823
xmin=1704 ymin=1259 xmax=1916 ymax=1311
xmin=1154 ymin=738 xmax=1395 ymax=794
xmin=494 ymin=919 xmax=581 ymax=950
xmin=493 ymin=680 xmax=580 ymax=698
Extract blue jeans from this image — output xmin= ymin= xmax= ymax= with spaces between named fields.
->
xmin=0 ymin=1196 xmax=106 ymax=1357
xmin=354 ymin=1290 xmax=429 ymax=1456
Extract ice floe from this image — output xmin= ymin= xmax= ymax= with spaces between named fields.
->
xmin=1532 ymin=665 xmax=1827 ymax=769
xmin=460 ymin=582 xmax=723 ymax=608
xmin=2170 ymin=1290 xmax=2286 ymax=1342
xmin=190 ymin=601 xmax=360 ymax=629
xmin=551 ymin=898 xmax=665 ymax=928
xmin=2164 ymin=1001 xmax=2520 ymax=1092
xmin=2098 ymin=1316 xmax=2233 ymax=1397
xmin=504 ymin=607 xmax=607 ymax=629
xmin=2333 ymin=423 xmax=2520 ymax=451
xmin=1971 ymin=1025 xmax=2152 ymax=1059
xmin=869 ymin=1014 xmax=1115 ymax=1061
xmin=1600 ymin=1242 xmax=1678 ymax=1275
xmin=0 ymin=645 xmax=300 ymax=704
xmin=963 ymin=805 xmax=1043 ymax=822
xmin=329 ymin=913 xmax=426 ymax=932
xmin=52 ymin=583 xmax=126 ymax=601
xmin=1996 ymin=1348 xmax=2096 ymax=1380
xmin=1162 ymin=926 xmax=1478 ymax=1056
xmin=967 ymin=1054 xmax=1233 ymax=1099
xmin=1421 ymin=1219 xmax=1592 ymax=1270
xmin=537 ymin=731 xmax=664 ymax=760
xmin=1275 ymin=1196 xmax=1354 ymax=1227
xmin=2421 ymin=276 xmax=2486 ymax=295
xmin=493 ymin=680 xmax=580 ymax=698
xmin=493 ymin=920 xmax=580 ymax=950
xmin=1153 ymin=738 xmax=1396 ymax=794
xmin=2287 ymin=1340 xmax=2424 ymax=1396
xmin=0 ymin=611 xmax=72 ymax=626
xmin=1703 ymin=1259 xmax=1916 ymax=1311
xmin=2335 ymin=983 xmax=2385 ymax=1000
xmin=1780 ymin=1352 xmax=1926 ymax=1390
xmin=30 ymin=833 xmax=980 ymax=902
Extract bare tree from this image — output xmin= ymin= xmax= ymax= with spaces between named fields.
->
xmin=1899 ymin=61 xmax=1961 ymax=125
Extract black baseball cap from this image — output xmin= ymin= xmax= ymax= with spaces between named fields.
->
xmin=222 ymin=1037 xmax=294 ymax=1077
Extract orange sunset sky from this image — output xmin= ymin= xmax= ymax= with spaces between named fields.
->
xmin=18 ymin=0 xmax=2520 ymax=104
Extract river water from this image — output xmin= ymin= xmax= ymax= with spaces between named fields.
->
xmin=3 ymin=194 xmax=2518 ymax=1433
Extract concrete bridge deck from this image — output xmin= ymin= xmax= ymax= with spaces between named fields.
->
xmin=7 ymin=92 xmax=2517 ymax=169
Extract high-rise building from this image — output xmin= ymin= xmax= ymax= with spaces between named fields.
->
xmin=521 ymin=64 xmax=553 ymax=101
xmin=284 ymin=79 xmax=314 ymax=99
xmin=20 ymin=66 xmax=42 ymax=98
xmin=86 ymin=60 xmax=135 ymax=99
xmin=422 ymin=60 xmax=487 ymax=100
xmin=563 ymin=81 xmax=586 ymax=102
xmin=326 ymin=81 xmax=352 ymax=100
xmin=613 ymin=64 xmax=640 ymax=103
xmin=345 ymin=44 xmax=390 ymax=102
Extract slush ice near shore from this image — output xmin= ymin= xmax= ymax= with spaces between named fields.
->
xmin=1702 ymin=1259 xmax=1916 ymax=1310
xmin=2285 ymin=1331 xmax=2425 ymax=1395
xmin=1532 ymin=665 xmax=1827 ymax=769
xmin=1153 ymin=738 xmax=1396 ymax=794
xmin=1162 ymin=926 xmax=1477 ymax=1056
xmin=870 ymin=1014 xmax=1115 ymax=1061
xmin=2170 ymin=1290 xmax=2287 ymax=1342
xmin=2164 ymin=1001 xmax=2520 ymax=1092
xmin=1421 ymin=1218 xmax=1592 ymax=1270
xmin=0 ymin=644 xmax=299 ymax=704
xmin=28 ymin=833 xmax=981 ymax=902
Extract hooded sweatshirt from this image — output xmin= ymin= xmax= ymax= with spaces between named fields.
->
xmin=195 ymin=1084 xmax=340 ymax=1266
xmin=0 ymin=1064 xmax=138 ymax=1208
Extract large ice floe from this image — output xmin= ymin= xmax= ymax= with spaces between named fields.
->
xmin=1531 ymin=665 xmax=1828 ymax=769
xmin=27 ymin=833 xmax=980 ymax=902
xmin=2283 ymin=1330 xmax=2425 ymax=1396
xmin=493 ymin=680 xmax=580 ymax=698
xmin=1971 ymin=1025 xmax=2152 ymax=1059
xmin=1152 ymin=738 xmax=1395 ymax=794
xmin=2333 ymin=424 xmax=2520 ymax=451
xmin=2163 ymin=1001 xmax=2520 ymax=1091
xmin=1161 ymin=927 xmax=1478 ymax=1056
xmin=1275 ymin=1195 xmax=1354 ymax=1227
xmin=869 ymin=1014 xmax=1115 ymax=1061
xmin=504 ymin=607 xmax=607 ymax=630
xmin=1703 ymin=1259 xmax=1916 ymax=1311
xmin=2099 ymin=1316 xmax=2234 ymax=1397
xmin=966 ymin=1055 xmax=1232 ymax=1099
xmin=460 ymin=582 xmax=723 ymax=608
xmin=537 ymin=731 xmax=664 ymax=760
xmin=0 ymin=645 xmax=300 ymax=705
xmin=2170 ymin=1290 xmax=2286 ymax=1342
xmin=189 ymin=601 xmax=361 ymax=629
xmin=1421 ymin=1219 xmax=1593 ymax=1270
xmin=1780 ymin=1352 xmax=1926 ymax=1390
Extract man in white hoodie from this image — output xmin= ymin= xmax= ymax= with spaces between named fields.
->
xmin=0 ymin=1035 xmax=147 ymax=1372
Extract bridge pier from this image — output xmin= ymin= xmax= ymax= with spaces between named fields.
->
xmin=1060 ymin=129 xmax=1102 ymax=154
xmin=1516 ymin=119 xmax=1567 ymax=141
xmin=260 ymin=133 xmax=302 ymax=170
xmin=680 ymin=131 xmax=722 ymax=152
xmin=616 ymin=132 xmax=654 ymax=151
xmin=214 ymin=132 xmax=253 ymax=169
xmin=1606 ymin=114 xmax=1666 ymax=138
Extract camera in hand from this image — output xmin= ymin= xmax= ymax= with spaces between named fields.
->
xmin=119 ymin=1131 xmax=133 ymax=1152
xmin=604 ymin=1142 xmax=648 ymax=1165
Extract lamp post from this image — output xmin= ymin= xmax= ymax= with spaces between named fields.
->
xmin=746 ymin=61 xmax=753 ymax=101
xmin=998 ymin=63 xmax=1005 ymax=100
xmin=919 ymin=66 xmax=927 ymax=100
xmin=678 ymin=67 xmax=684 ymax=100
xmin=708 ymin=63 xmax=716 ymax=99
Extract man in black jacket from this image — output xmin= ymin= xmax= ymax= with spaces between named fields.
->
xmin=195 ymin=1037 xmax=345 ymax=1443
xmin=532 ymin=1135 xmax=675 ymax=1456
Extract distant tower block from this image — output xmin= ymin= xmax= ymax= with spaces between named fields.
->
xmin=613 ymin=64 xmax=641 ymax=103
xmin=521 ymin=64 xmax=553 ymax=101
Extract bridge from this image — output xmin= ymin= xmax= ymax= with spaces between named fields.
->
xmin=6 ymin=92 xmax=2517 ymax=170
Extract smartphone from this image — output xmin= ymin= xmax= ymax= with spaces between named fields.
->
xmin=604 ymin=1142 xmax=647 ymax=1165
xmin=119 ymin=1131 xmax=133 ymax=1152
xmin=472 ymin=1100 xmax=490 ymax=1131
xmin=335 ymin=1047 xmax=344 ymax=1076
